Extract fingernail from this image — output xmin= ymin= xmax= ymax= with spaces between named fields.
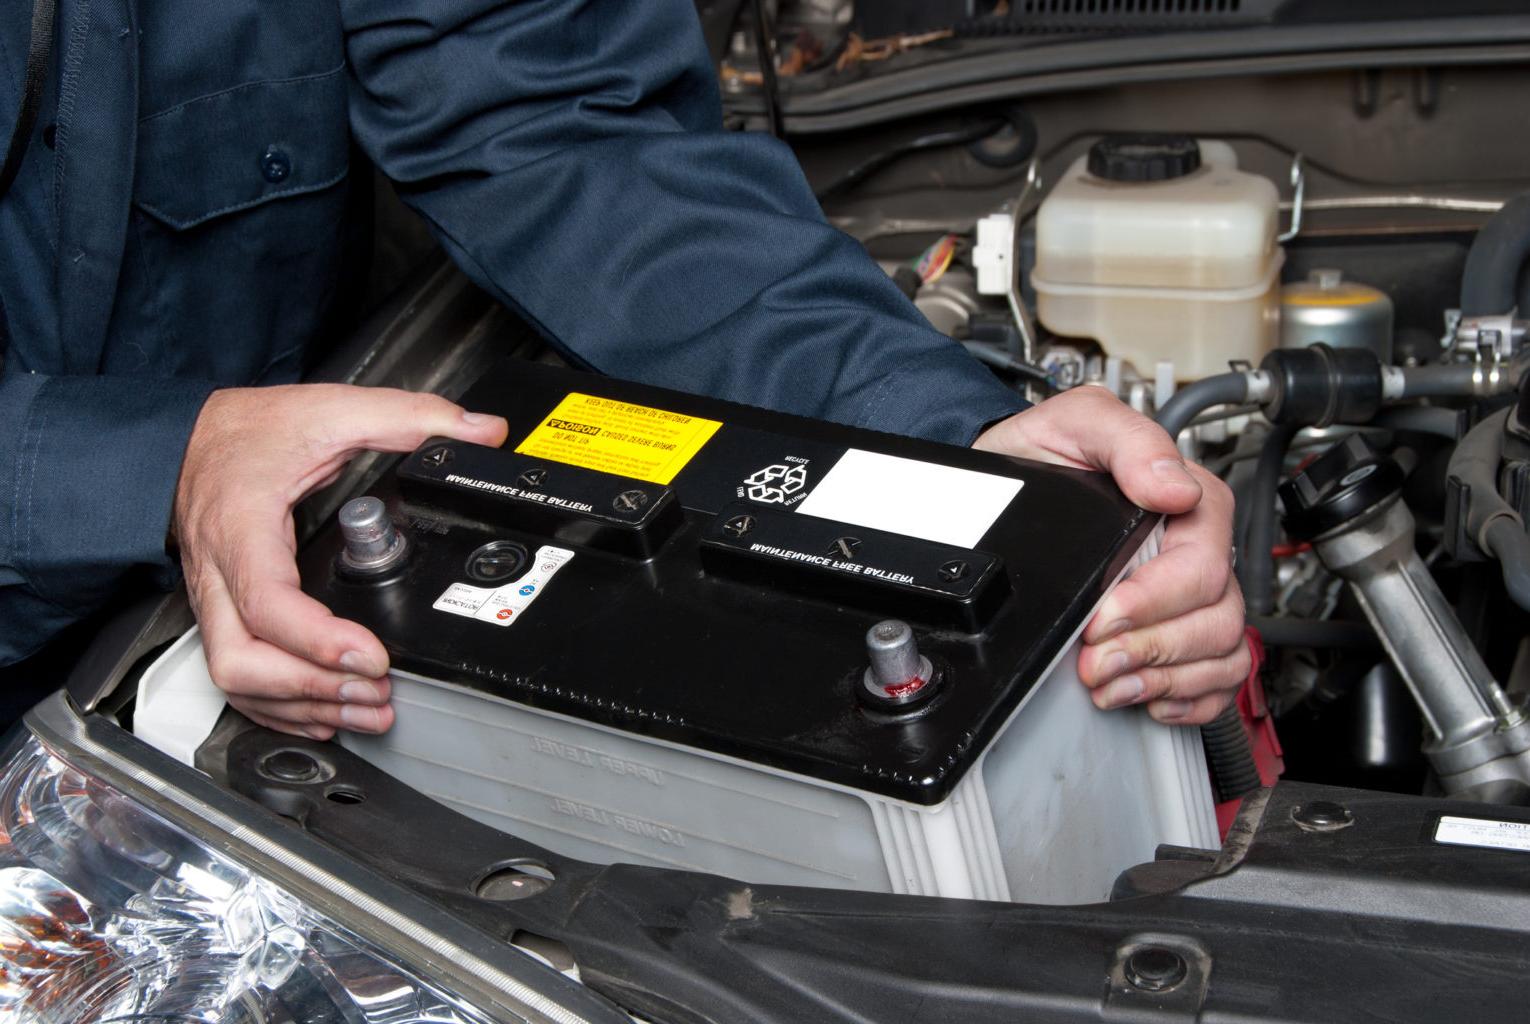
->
xmin=1096 ymin=617 xmax=1131 ymax=642
xmin=1156 ymin=699 xmax=1194 ymax=721
xmin=340 ymin=650 xmax=382 ymax=677
xmin=1152 ymin=458 xmax=1197 ymax=488
xmin=1100 ymin=649 xmax=1132 ymax=680
xmin=1098 ymin=674 xmax=1145 ymax=709
xmin=339 ymin=680 xmax=383 ymax=705
xmin=462 ymin=411 xmax=497 ymax=427
xmin=339 ymin=704 xmax=383 ymax=732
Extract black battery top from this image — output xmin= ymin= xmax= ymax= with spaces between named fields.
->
xmin=300 ymin=359 xmax=1156 ymax=805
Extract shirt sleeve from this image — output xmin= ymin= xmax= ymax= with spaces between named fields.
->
xmin=0 ymin=370 xmax=214 ymax=664
xmin=338 ymin=0 xmax=1027 ymax=447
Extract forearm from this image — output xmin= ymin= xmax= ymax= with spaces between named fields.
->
xmin=341 ymin=0 xmax=1025 ymax=445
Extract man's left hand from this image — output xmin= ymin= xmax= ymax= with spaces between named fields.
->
xmin=974 ymin=386 xmax=1250 ymax=726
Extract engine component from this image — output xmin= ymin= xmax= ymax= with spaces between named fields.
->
xmin=1280 ymin=268 xmax=1394 ymax=364
xmin=1155 ymin=350 xmax=1519 ymax=441
xmin=1239 ymin=423 xmax=1300 ymax=617
xmin=1446 ymin=405 xmax=1530 ymax=612
xmin=1031 ymin=136 xmax=1282 ymax=380
xmin=1459 ymin=190 xmax=1530 ymax=319
xmin=1281 ymin=434 xmax=1530 ymax=801
xmin=1260 ymin=343 xmax=1384 ymax=428
xmin=142 ymin=360 xmax=1217 ymax=905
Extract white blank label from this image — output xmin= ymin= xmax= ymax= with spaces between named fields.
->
xmin=795 ymin=449 xmax=1023 ymax=549
xmin=1434 ymin=815 xmax=1530 ymax=853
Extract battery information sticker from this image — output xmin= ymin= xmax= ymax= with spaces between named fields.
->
xmin=432 ymin=546 xmax=574 ymax=627
xmin=515 ymin=393 xmax=722 ymax=485
xmin=1434 ymin=815 xmax=1530 ymax=854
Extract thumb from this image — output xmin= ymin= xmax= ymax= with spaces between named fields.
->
xmin=312 ymin=385 xmax=510 ymax=453
xmin=995 ymin=387 xmax=1203 ymax=515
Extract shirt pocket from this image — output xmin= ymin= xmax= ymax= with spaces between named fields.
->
xmin=134 ymin=67 xmax=350 ymax=229
xmin=112 ymin=67 xmax=356 ymax=385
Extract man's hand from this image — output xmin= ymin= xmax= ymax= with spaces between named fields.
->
xmin=174 ymin=385 xmax=509 ymax=740
xmin=974 ymin=386 xmax=1249 ymax=726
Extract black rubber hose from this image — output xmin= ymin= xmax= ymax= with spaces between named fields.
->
xmin=961 ymin=342 xmax=1056 ymax=389
xmin=1370 ymin=405 xmax=1461 ymax=440
xmin=965 ymin=107 xmax=1037 ymax=169
xmin=1448 ymin=407 xmax=1515 ymax=544
xmin=1446 ymin=406 xmax=1530 ymax=613
xmin=1155 ymin=372 xmax=1251 ymax=441
xmin=814 ymin=116 xmax=1016 ymax=201
xmin=1239 ymin=424 xmax=1299 ymax=618
xmin=1485 ymin=518 xmax=1530 ymax=614
xmin=1201 ymin=705 xmax=1263 ymax=804
xmin=1398 ymin=363 xmax=1482 ymax=399
xmin=1460 ymin=191 xmax=1530 ymax=317
xmin=748 ymin=0 xmax=785 ymax=140
xmin=1246 ymin=616 xmax=1381 ymax=651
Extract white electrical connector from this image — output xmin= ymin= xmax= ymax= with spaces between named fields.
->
xmin=973 ymin=212 xmax=1015 ymax=297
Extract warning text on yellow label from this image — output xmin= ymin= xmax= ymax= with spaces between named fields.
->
xmin=514 ymin=393 xmax=722 ymax=485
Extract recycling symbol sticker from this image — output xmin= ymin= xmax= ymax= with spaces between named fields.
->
xmin=744 ymin=462 xmax=809 ymax=505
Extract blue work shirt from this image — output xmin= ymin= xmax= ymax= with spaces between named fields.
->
xmin=0 ymin=0 xmax=1026 ymax=665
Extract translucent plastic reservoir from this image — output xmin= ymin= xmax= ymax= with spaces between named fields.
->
xmin=1033 ymin=139 xmax=1283 ymax=379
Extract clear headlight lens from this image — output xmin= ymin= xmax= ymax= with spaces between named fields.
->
xmin=0 ymin=731 xmax=495 ymax=1024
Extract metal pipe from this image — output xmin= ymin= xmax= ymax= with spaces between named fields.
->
xmin=1309 ymin=494 xmax=1530 ymax=798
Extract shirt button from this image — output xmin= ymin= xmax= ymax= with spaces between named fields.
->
xmin=260 ymin=146 xmax=292 ymax=184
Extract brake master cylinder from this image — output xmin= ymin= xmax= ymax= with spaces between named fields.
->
xmin=1032 ymin=134 xmax=1282 ymax=379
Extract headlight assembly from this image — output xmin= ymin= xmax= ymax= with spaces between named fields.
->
xmin=0 ymin=696 xmax=622 ymax=1024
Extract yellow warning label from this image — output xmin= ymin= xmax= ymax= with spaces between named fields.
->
xmin=514 ymin=392 xmax=722 ymax=485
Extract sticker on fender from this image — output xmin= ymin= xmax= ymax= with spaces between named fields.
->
xmin=515 ymin=393 xmax=722 ymax=485
xmin=1434 ymin=815 xmax=1530 ymax=853
xmin=432 ymin=546 xmax=575 ymax=627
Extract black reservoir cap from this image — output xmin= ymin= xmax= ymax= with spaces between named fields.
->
xmin=1279 ymin=433 xmax=1404 ymax=542
xmin=1087 ymin=133 xmax=1201 ymax=182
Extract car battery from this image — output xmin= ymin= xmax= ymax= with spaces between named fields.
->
xmin=149 ymin=359 xmax=1217 ymax=903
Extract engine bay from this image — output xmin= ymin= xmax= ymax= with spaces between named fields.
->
xmin=713 ymin=7 xmax=1530 ymax=815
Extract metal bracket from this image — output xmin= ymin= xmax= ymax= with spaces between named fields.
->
xmin=1278 ymin=153 xmax=1305 ymax=243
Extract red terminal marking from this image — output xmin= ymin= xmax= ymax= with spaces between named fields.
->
xmin=883 ymin=676 xmax=928 ymax=700
xmin=496 ymin=609 xmax=514 ymax=620
xmin=1213 ymin=626 xmax=1285 ymax=839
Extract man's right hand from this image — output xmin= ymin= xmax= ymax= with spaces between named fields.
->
xmin=173 ymin=384 xmax=509 ymax=740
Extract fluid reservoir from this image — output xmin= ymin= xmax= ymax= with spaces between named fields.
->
xmin=1032 ymin=134 xmax=1283 ymax=379
xmin=1280 ymin=268 xmax=1394 ymax=363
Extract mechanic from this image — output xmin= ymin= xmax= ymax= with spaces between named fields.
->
xmin=0 ymin=0 xmax=1249 ymax=737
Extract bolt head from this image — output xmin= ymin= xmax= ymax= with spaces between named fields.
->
xmin=1124 ymin=947 xmax=1187 ymax=993
xmin=1292 ymin=800 xmax=1355 ymax=832
xmin=261 ymin=749 xmax=320 ymax=784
